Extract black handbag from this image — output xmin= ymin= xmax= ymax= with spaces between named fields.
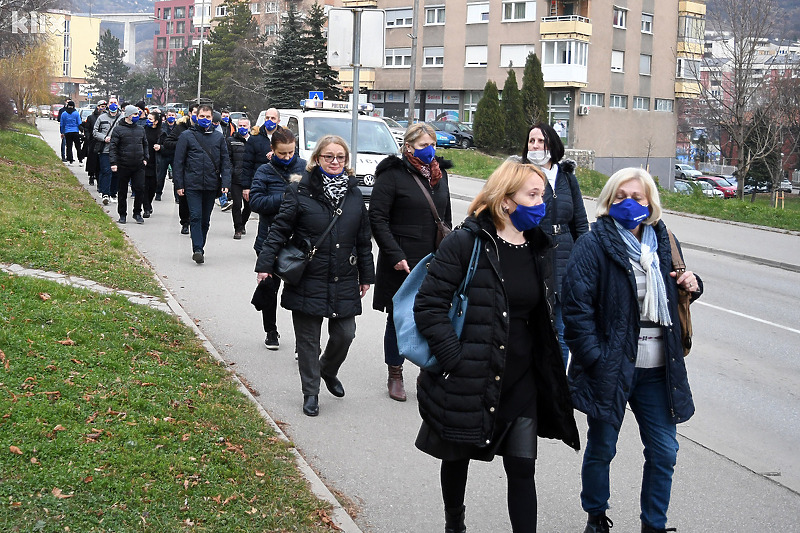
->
xmin=274 ymin=194 xmax=347 ymax=285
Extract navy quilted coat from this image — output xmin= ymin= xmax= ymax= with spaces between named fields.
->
xmin=249 ymin=156 xmax=307 ymax=255
xmin=562 ymin=216 xmax=699 ymax=430
xmin=414 ymin=212 xmax=580 ymax=450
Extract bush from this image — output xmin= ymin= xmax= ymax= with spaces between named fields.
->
xmin=473 ymin=80 xmax=504 ymax=153
xmin=0 ymin=79 xmax=14 ymax=130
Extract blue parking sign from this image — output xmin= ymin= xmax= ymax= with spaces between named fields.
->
xmin=309 ymin=91 xmax=324 ymax=100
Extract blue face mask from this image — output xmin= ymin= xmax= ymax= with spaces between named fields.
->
xmin=108 ymin=103 xmax=118 ymax=112
xmin=413 ymin=145 xmax=436 ymax=165
xmin=196 ymin=117 xmax=213 ymax=130
xmin=221 ymin=117 xmax=229 ymax=124
xmin=272 ymin=153 xmax=296 ymax=167
xmin=166 ymin=116 xmax=176 ymax=124
xmin=509 ymin=202 xmax=546 ymax=232
xmin=145 ymin=119 xmax=153 ymax=127
xmin=130 ymin=115 xmax=140 ymax=123
xmin=264 ymin=119 xmax=277 ymax=131
xmin=238 ymin=127 xmax=249 ymax=136
xmin=319 ymin=167 xmax=345 ymax=179
xmin=191 ymin=114 xmax=198 ymax=124
xmin=608 ymin=198 xmax=650 ymax=230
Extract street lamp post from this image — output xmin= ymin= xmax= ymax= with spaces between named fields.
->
xmin=196 ymin=0 xmax=205 ymax=105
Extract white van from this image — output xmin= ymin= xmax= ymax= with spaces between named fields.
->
xmin=257 ymin=100 xmax=399 ymax=202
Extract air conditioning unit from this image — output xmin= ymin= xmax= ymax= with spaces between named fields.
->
xmin=577 ymin=105 xmax=590 ymax=116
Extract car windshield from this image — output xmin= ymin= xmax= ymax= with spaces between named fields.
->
xmin=677 ymin=164 xmax=692 ymax=170
xmin=302 ymin=117 xmax=398 ymax=155
xmin=382 ymin=117 xmax=402 ymax=128
xmin=698 ymin=181 xmax=713 ymax=190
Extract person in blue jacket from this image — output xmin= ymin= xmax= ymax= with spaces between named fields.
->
xmin=562 ymin=168 xmax=702 ymax=533
xmin=59 ymin=100 xmax=83 ymax=165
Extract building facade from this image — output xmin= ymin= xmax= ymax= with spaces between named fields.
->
xmin=154 ymin=0 xmax=199 ymax=68
xmin=45 ymin=11 xmax=102 ymax=103
xmin=369 ymin=0 xmax=706 ymax=177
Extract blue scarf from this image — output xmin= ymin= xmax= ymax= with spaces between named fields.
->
xmin=614 ymin=220 xmax=672 ymax=326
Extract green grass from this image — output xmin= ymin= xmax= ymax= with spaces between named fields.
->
xmin=436 ymin=148 xmax=506 ymax=180
xmin=0 ymin=129 xmax=162 ymax=296
xmin=0 ymin=274 xmax=333 ymax=532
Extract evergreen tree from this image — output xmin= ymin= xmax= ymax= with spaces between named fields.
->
xmin=473 ymin=80 xmax=504 ymax=154
xmin=120 ymin=68 xmax=162 ymax=103
xmin=304 ymin=1 xmax=342 ymax=101
xmin=171 ymin=47 xmax=200 ymax=103
xmin=85 ymin=30 xmax=130 ymax=99
xmin=520 ymin=52 xmax=548 ymax=126
xmin=266 ymin=3 xmax=311 ymax=107
xmin=501 ymin=69 xmax=527 ymax=154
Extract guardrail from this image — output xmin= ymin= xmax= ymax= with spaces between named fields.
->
xmin=541 ymin=15 xmax=591 ymax=24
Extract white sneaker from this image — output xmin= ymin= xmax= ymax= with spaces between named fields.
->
xmin=102 ymin=195 xmax=109 ymax=205
xmin=110 ymin=196 xmax=118 ymax=203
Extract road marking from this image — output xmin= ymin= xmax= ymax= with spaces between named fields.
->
xmin=696 ymin=301 xmax=800 ymax=335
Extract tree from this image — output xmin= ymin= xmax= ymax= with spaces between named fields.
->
xmin=0 ymin=0 xmax=58 ymax=59
xmin=501 ymin=69 xmax=527 ymax=154
xmin=170 ymin=48 xmax=199 ymax=103
xmin=473 ymin=80 xmax=504 ymax=154
xmin=265 ymin=2 xmax=311 ymax=107
xmin=520 ymin=52 xmax=548 ymax=126
xmin=85 ymin=29 xmax=129 ymax=99
xmin=0 ymin=41 xmax=55 ymax=118
xmin=120 ymin=64 xmax=162 ymax=104
xmin=304 ymin=2 xmax=342 ymax=101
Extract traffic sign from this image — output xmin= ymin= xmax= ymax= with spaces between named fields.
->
xmin=146 ymin=88 xmax=153 ymax=97
xmin=309 ymin=91 xmax=324 ymax=100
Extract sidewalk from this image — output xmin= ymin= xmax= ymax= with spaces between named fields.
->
xmin=36 ymin=120 xmax=800 ymax=532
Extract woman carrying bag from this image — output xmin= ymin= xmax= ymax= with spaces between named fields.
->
xmin=255 ymin=135 xmax=375 ymax=417
xmin=369 ymin=122 xmax=452 ymax=402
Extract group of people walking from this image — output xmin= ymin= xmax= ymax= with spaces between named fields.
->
xmin=67 ymin=107 xmax=702 ymax=533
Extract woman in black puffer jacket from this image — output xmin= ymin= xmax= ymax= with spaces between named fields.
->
xmin=414 ymin=160 xmax=579 ymax=533
xmin=255 ymin=135 xmax=375 ymax=418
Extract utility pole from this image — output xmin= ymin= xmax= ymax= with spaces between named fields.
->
xmin=165 ymin=50 xmax=170 ymax=104
xmin=350 ymin=8 xmax=362 ymax=159
xmin=407 ymin=0 xmax=419 ymax=123
xmin=196 ymin=0 xmax=205 ymax=105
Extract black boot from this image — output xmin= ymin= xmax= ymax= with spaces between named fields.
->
xmin=444 ymin=505 xmax=465 ymax=533
xmin=584 ymin=513 xmax=613 ymax=533
xmin=642 ymin=524 xmax=675 ymax=533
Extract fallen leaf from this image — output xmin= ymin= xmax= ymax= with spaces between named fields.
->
xmin=0 ymin=348 xmax=8 ymax=370
xmin=181 ymin=433 xmax=190 ymax=442
xmin=52 ymin=487 xmax=74 ymax=499
xmin=9 ymin=445 xmax=22 ymax=455
xmin=254 ymin=470 xmax=265 ymax=477
xmin=38 ymin=293 xmax=51 ymax=301
xmin=70 ymin=359 xmax=83 ymax=365
xmin=83 ymin=475 xmax=93 ymax=483
xmin=53 ymin=425 xmax=66 ymax=431
xmin=57 ymin=338 xmax=76 ymax=346
xmin=30 ymin=457 xmax=39 ymax=464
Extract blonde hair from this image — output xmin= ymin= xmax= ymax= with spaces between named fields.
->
xmin=404 ymin=123 xmax=437 ymax=147
xmin=468 ymin=160 xmax=546 ymax=230
xmin=306 ymin=134 xmax=354 ymax=175
xmin=596 ymin=167 xmax=662 ymax=224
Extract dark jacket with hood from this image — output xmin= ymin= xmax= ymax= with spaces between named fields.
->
xmin=144 ymin=121 xmax=161 ymax=177
xmin=562 ymin=216 xmax=700 ymax=430
xmin=249 ymin=155 xmax=307 ymax=255
xmin=161 ymin=115 xmax=192 ymax=159
xmin=369 ymin=154 xmax=453 ymax=312
xmin=172 ymin=125 xmax=232 ymax=192
xmin=226 ymin=131 xmax=249 ymax=187
xmin=158 ymin=119 xmax=179 ymax=160
xmin=414 ymin=212 xmax=580 ymax=450
xmin=242 ymin=125 xmax=273 ymax=183
xmin=109 ymin=120 xmax=147 ymax=169
xmin=254 ymin=167 xmax=375 ymax=318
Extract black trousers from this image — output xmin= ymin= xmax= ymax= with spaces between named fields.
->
xmin=173 ymin=179 xmax=190 ymax=225
xmin=156 ymin=153 xmax=172 ymax=196
xmin=258 ymin=274 xmax=281 ymax=333
xmin=230 ymin=181 xmax=251 ymax=232
xmin=64 ymin=132 xmax=82 ymax=163
xmin=143 ymin=171 xmax=157 ymax=213
xmin=117 ymin=165 xmax=145 ymax=217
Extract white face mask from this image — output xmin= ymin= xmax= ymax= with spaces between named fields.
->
xmin=527 ymin=150 xmax=550 ymax=166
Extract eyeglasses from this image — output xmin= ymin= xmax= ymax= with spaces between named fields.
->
xmin=320 ymin=154 xmax=346 ymax=163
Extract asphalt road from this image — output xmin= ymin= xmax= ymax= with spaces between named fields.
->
xmin=38 ymin=120 xmax=800 ymax=531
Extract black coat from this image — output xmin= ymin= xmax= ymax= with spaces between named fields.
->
xmin=226 ymin=132 xmax=249 ymax=187
xmin=109 ymin=121 xmax=147 ymax=169
xmin=249 ymin=156 xmax=307 ymax=255
xmin=414 ymin=212 xmax=580 ymax=450
xmin=562 ymin=216 xmax=699 ymax=430
xmin=242 ymin=126 xmax=272 ymax=183
xmin=144 ymin=124 xmax=161 ymax=178
xmin=173 ymin=126 xmax=232 ymax=192
xmin=254 ymin=168 xmax=375 ymax=318
xmin=161 ymin=116 xmax=191 ymax=158
xmin=158 ymin=121 xmax=178 ymax=161
xmin=83 ymin=110 xmax=101 ymax=174
xmin=369 ymin=154 xmax=452 ymax=312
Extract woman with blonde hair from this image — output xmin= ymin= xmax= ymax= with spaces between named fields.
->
xmin=255 ymin=135 xmax=375 ymax=417
xmin=414 ymin=159 xmax=579 ymax=532
xmin=369 ymin=122 xmax=452 ymax=401
xmin=562 ymin=168 xmax=702 ymax=533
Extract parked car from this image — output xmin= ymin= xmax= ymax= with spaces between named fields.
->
xmin=698 ymin=176 xmax=736 ymax=198
xmin=79 ymin=107 xmax=95 ymax=121
xmin=228 ymin=111 xmax=248 ymax=123
xmin=744 ymin=176 xmax=770 ymax=194
xmin=713 ymin=174 xmax=737 ymax=188
xmin=778 ymin=179 xmax=793 ymax=192
xmin=430 ymin=120 xmax=474 ymax=149
xmin=673 ymin=179 xmax=723 ymax=198
xmin=675 ymin=163 xmax=702 ymax=179
xmin=380 ymin=116 xmax=405 ymax=148
xmin=433 ymin=128 xmax=457 ymax=148
xmin=672 ymin=179 xmax=696 ymax=196
xmin=38 ymin=105 xmax=50 ymax=117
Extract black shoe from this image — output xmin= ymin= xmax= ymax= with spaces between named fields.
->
xmin=192 ymin=251 xmax=204 ymax=264
xmin=642 ymin=524 xmax=676 ymax=533
xmin=445 ymin=505 xmax=466 ymax=533
xmin=233 ymin=231 xmax=242 ymax=240
xmin=155 ymin=193 xmax=162 ymax=201
xmin=321 ymin=373 xmax=345 ymax=398
xmin=181 ymin=224 xmax=190 ymax=235
xmin=117 ymin=216 xmax=126 ymax=224
xmin=302 ymin=395 xmax=319 ymax=416
xmin=264 ymin=330 xmax=280 ymax=350
xmin=585 ymin=513 xmax=613 ymax=533
xmin=88 ymin=177 xmax=95 ymax=185
xmin=133 ymin=214 xmax=144 ymax=224
xmin=142 ymin=210 xmax=151 ymax=218
xmin=240 ymin=227 xmax=246 ymax=235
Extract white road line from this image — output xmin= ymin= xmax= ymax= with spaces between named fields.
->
xmin=696 ymin=301 xmax=800 ymax=335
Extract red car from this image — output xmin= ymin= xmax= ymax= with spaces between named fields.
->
xmin=698 ymin=176 xmax=736 ymax=198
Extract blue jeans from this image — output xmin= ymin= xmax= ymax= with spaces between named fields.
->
xmin=97 ymin=153 xmax=118 ymax=197
xmin=184 ymin=189 xmax=217 ymax=254
xmin=581 ymin=367 xmax=679 ymax=529
xmin=383 ymin=312 xmax=404 ymax=366
xmin=553 ymin=300 xmax=570 ymax=369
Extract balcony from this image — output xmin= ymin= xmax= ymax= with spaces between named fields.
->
xmin=540 ymin=15 xmax=592 ymax=42
xmin=543 ymin=64 xmax=588 ymax=88
xmin=675 ymin=80 xmax=701 ymax=98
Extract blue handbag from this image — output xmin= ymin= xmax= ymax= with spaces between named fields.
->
xmin=392 ymin=234 xmax=482 ymax=371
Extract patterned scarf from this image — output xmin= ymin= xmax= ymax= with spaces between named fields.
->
xmin=614 ymin=220 xmax=672 ymax=326
xmin=320 ymin=169 xmax=349 ymax=206
xmin=405 ymin=151 xmax=442 ymax=187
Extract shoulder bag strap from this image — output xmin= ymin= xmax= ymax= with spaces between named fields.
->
xmin=191 ymin=130 xmax=220 ymax=175
xmin=666 ymin=229 xmax=685 ymax=273
xmin=457 ymin=234 xmax=482 ymax=295
xmin=412 ymin=174 xmax=445 ymax=224
xmin=308 ymin=193 xmax=348 ymax=259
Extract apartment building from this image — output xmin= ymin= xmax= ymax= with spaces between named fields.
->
xmin=154 ymin=0 xmax=199 ymax=67
xmin=44 ymin=11 xmax=102 ymax=102
xmin=369 ymin=0 xmax=706 ymax=177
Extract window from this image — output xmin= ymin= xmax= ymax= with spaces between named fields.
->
xmin=654 ymin=98 xmax=674 ymax=112
xmin=170 ymin=36 xmax=184 ymax=49
xmin=467 ymin=3 xmax=490 ymax=24
xmin=163 ymin=7 xmax=171 ymax=20
xmin=639 ymin=54 xmax=651 ymax=75
xmin=175 ymin=7 xmax=185 ymax=18
xmin=157 ymin=37 xmax=167 ymax=49
xmin=676 ymin=58 xmax=699 ymax=79
xmin=542 ymin=40 xmax=589 ymax=66
xmin=613 ymin=6 xmax=626 ymax=28
xmin=502 ymin=1 xmax=535 ymax=22
xmin=462 ymin=91 xmax=483 ymax=124
xmin=641 ymin=13 xmax=653 ymax=34
xmin=264 ymin=23 xmax=278 ymax=36
xmin=500 ymin=44 xmax=536 ymax=68
xmin=386 ymin=8 xmax=413 ymax=27
xmin=266 ymin=2 xmax=278 ymax=12
xmin=188 ymin=6 xmax=194 ymax=18
xmin=611 ymin=50 xmax=624 ymax=72
xmin=580 ymin=92 xmax=604 ymax=107
xmin=165 ymin=22 xmax=173 ymax=34
xmin=250 ymin=3 xmax=260 ymax=14
xmin=678 ymin=14 xmax=704 ymax=41
xmin=633 ymin=96 xmax=650 ymax=110
xmin=609 ymin=94 xmax=627 ymax=108
xmin=424 ymin=47 xmax=444 ymax=67
xmin=465 ymin=45 xmax=488 ymax=66
xmin=176 ymin=21 xmax=185 ymax=33
xmin=385 ymin=48 xmax=412 ymax=68
xmin=215 ymin=5 xmax=227 ymax=17
xmin=425 ymin=6 xmax=446 ymax=25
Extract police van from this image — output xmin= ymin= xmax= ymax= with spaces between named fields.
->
xmin=257 ymin=99 xmax=399 ymax=202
